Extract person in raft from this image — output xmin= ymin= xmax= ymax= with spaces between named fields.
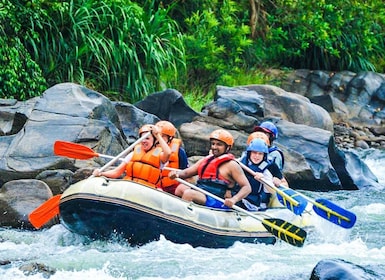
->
xmin=168 ymin=129 xmax=251 ymax=209
xmin=155 ymin=120 xmax=189 ymax=194
xmin=92 ymin=124 xmax=171 ymax=188
xmin=237 ymin=138 xmax=277 ymax=211
xmin=253 ymin=121 xmax=285 ymax=171
xmin=241 ymin=130 xmax=289 ymax=189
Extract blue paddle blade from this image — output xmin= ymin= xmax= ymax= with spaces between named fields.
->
xmin=276 ymin=187 xmax=308 ymax=215
xmin=313 ymin=198 xmax=357 ymax=229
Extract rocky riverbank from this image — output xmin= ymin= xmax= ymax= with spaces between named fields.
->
xmin=278 ymin=69 xmax=385 ymax=151
xmin=334 ymin=122 xmax=385 ymax=150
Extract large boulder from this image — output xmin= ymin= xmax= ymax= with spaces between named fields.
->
xmin=310 ymin=259 xmax=385 ymax=280
xmin=0 ymin=179 xmax=56 ymax=229
xmin=0 ymin=83 xmax=127 ymax=183
xmin=134 ymin=88 xmax=199 ymax=127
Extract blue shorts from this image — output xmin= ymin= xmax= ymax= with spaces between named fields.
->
xmin=205 ymin=195 xmax=230 ymax=210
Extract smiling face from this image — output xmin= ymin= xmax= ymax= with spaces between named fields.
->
xmin=249 ymin=151 xmax=264 ymax=164
xmin=210 ymin=139 xmax=228 ymax=157
xmin=140 ymin=133 xmax=155 ymax=151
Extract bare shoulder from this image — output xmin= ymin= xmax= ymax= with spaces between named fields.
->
xmin=220 ymin=159 xmax=242 ymax=176
xmin=228 ymin=159 xmax=242 ymax=170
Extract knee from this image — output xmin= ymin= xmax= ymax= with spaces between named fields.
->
xmin=182 ymin=189 xmax=195 ymax=201
xmin=175 ymin=184 xmax=185 ymax=197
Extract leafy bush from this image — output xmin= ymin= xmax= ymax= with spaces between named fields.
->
xmin=182 ymin=0 xmax=252 ymax=93
xmin=0 ymin=1 xmax=47 ymax=100
xmin=264 ymin=0 xmax=385 ymax=72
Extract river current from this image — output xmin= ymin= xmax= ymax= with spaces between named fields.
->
xmin=1 ymin=148 xmax=385 ymax=280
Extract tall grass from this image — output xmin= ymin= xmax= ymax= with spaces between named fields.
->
xmin=22 ymin=0 xmax=185 ymax=103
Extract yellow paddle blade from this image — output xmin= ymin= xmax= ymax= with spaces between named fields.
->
xmin=262 ymin=218 xmax=307 ymax=247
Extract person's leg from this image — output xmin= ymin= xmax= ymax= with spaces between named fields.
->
xmin=182 ymin=189 xmax=206 ymax=204
xmin=174 ymin=184 xmax=190 ymax=197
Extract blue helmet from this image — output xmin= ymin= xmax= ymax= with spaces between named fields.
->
xmin=246 ymin=138 xmax=268 ymax=154
xmin=254 ymin=121 xmax=278 ymax=140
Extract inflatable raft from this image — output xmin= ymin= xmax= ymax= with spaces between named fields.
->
xmin=59 ymin=177 xmax=312 ymax=248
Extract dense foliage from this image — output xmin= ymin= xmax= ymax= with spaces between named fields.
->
xmin=1 ymin=0 xmax=184 ymax=102
xmin=1 ymin=0 xmax=384 ymax=102
xmin=263 ymin=0 xmax=385 ymax=71
xmin=0 ymin=1 xmax=47 ymax=99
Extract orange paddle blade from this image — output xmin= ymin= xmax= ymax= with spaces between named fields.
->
xmin=54 ymin=141 xmax=99 ymax=160
xmin=28 ymin=195 xmax=61 ymax=229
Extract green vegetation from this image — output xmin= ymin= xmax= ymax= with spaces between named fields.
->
xmin=1 ymin=0 xmax=384 ymax=107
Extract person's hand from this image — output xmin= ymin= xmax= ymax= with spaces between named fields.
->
xmin=93 ymin=169 xmax=102 ymax=177
xmin=253 ymin=172 xmax=264 ymax=181
xmin=273 ymin=177 xmax=282 ymax=187
xmin=168 ymin=170 xmax=179 ymax=179
xmin=224 ymin=197 xmax=236 ymax=208
xmin=152 ymin=125 xmax=162 ymax=137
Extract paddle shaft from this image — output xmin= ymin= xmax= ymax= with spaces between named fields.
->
xmin=93 ymin=153 xmax=125 ymax=161
xmin=175 ymin=177 xmax=305 ymax=244
xmin=236 ymin=160 xmax=300 ymax=207
xmin=92 ymin=131 xmax=151 ymax=176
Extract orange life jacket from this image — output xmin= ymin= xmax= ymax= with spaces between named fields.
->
xmin=124 ymin=144 xmax=162 ymax=188
xmin=159 ymin=138 xmax=181 ymax=189
xmin=197 ymin=153 xmax=234 ymax=184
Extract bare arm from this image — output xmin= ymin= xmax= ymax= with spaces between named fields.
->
xmin=153 ymin=126 xmax=171 ymax=164
xmin=169 ymin=158 xmax=203 ymax=179
xmin=93 ymin=160 xmax=127 ymax=179
xmin=226 ymin=161 xmax=251 ymax=205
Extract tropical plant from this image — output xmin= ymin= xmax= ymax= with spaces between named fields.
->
xmin=263 ymin=0 xmax=385 ymax=72
xmin=182 ymin=0 xmax=253 ymax=93
xmin=0 ymin=1 xmax=47 ymax=100
xmin=12 ymin=0 xmax=184 ymax=102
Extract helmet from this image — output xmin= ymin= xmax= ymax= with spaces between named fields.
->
xmin=247 ymin=132 xmax=270 ymax=146
xmin=138 ymin=124 xmax=153 ymax=136
xmin=156 ymin=121 xmax=176 ymax=137
xmin=209 ymin=129 xmax=234 ymax=147
xmin=254 ymin=121 xmax=278 ymax=139
xmin=247 ymin=138 xmax=268 ymax=153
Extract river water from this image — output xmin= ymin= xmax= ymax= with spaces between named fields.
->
xmin=1 ymin=148 xmax=385 ymax=280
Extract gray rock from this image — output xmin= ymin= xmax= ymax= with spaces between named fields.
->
xmin=0 ymin=179 xmax=55 ymax=229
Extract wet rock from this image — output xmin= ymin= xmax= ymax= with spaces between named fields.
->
xmin=0 ymin=179 xmax=56 ymax=229
xmin=19 ymin=262 xmax=56 ymax=278
xmin=355 ymin=140 xmax=370 ymax=149
xmin=310 ymin=258 xmax=385 ymax=280
xmin=0 ymin=260 xmax=11 ymax=265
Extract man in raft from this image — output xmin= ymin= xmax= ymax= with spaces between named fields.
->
xmin=169 ymin=129 xmax=251 ymax=209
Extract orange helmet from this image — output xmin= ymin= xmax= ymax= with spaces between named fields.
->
xmin=247 ymin=131 xmax=270 ymax=146
xmin=138 ymin=124 xmax=153 ymax=136
xmin=156 ymin=121 xmax=176 ymax=137
xmin=210 ymin=129 xmax=234 ymax=147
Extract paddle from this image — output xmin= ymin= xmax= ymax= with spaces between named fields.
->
xmin=54 ymin=141 xmax=121 ymax=161
xmin=175 ymin=178 xmax=307 ymax=247
xmin=236 ymin=160 xmax=308 ymax=215
xmin=301 ymin=195 xmax=356 ymax=229
xmin=28 ymin=194 xmax=61 ymax=229
xmin=236 ymin=161 xmax=356 ymax=229
xmin=28 ymin=132 xmax=151 ymax=229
